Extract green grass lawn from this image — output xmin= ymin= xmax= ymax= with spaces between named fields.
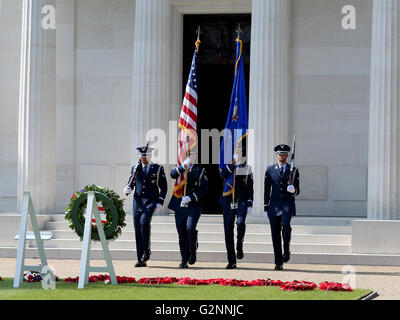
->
xmin=0 ymin=279 xmax=371 ymax=300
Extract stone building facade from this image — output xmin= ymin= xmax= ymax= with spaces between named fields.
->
xmin=0 ymin=0 xmax=399 ymax=222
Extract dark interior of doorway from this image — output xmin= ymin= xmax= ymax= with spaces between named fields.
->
xmin=182 ymin=14 xmax=251 ymax=214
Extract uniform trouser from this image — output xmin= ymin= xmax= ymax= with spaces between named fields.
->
xmin=133 ymin=209 xmax=154 ymax=262
xmin=222 ymin=202 xmax=247 ymax=265
xmin=174 ymin=212 xmax=200 ymax=263
xmin=268 ymin=212 xmax=292 ymax=265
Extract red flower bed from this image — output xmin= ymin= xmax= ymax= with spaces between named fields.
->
xmin=64 ymin=275 xmax=136 ymax=284
xmin=319 ymin=281 xmax=353 ymax=292
xmin=61 ymin=276 xmax=353 ymax=292
xmin=138 ymin=277 xmax=178 ymax=285
xmin=116 ymin=276 xmax=136 ymax=284
xmin=280 ymin=280 xmax=317 ymax=291
xmin=176 ymin=278 xmax=220 ymax=286
xmin=172 ymin=278 xmax=284 ymax=287
xmin=252 ymin=279 xmax=284 ymax=287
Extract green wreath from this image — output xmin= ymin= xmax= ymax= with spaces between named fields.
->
xmin=65 ymin=185 xmax=126 ymax=241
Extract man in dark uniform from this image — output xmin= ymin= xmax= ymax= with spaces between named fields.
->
xmin=125 ymin=144 xmax=168 ymax=267
xmin=264 ymin=144 xmax=300 ymax=271
xmin=219 ymin=147 xmax=254 ymax=269
xmin=168 ymin=151 xmax=208 ymax=269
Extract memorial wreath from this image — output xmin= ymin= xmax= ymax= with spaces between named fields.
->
xmin=65 ymin=184 xmax=126 ymax=241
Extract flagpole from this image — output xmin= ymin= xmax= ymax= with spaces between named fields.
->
xmin=236 ymin=24 xmax=242 ymax=40
xmin=183 ymin=146 xmax=190 ymax=197
xmin=183 ymin=28 xmax=201 ymax=200
xmin=195 ymin=25 xmax=201 ymax=53
xmin=232 ymin=25 xmax=242 ymax=209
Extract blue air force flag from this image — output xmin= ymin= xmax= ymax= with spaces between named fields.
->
xmin=219 ymin=38 xmax=249 ymax=197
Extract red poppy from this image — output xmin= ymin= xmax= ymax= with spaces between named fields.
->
xmin=318 ymin=281 xmax=353 ymax=292
xmin=279 ymin=280 xmax=317 ymax=291
xmin=59 ymin=275 xmax=350 ymax=293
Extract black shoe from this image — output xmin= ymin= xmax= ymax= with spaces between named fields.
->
xmin=142 ymin=250 xmax=151 ymax=262
xmin=283 ymin=251 xmax=290 ymax=263
xmin=274 ymin=264 xmax=283 ymax=271
xmin=226 ymin=263 xmax=237 ymax=269
xmin=179 ymin=262 xmax=188 ymax=269
xmin=189 ymin=252 xmax=197 ymax=265
xmin=134 ymin=261 xmax=147 ymax=268
xmin=236 ymin=249 xmax=244 ymax=260
xmin=237 ymin=239 xmax=244 ymax=260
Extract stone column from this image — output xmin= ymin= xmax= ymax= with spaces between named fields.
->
xmin=367 ymin=0 xmax=400 ymax=220
xmin=17 ymin=0 xmax=56 ymax=214
xmin=248 ymin=0 xmax=290 ymax=217
xmin=55 ymin=0 xmax=75 ymax=213
xmin=131 ymin=0 xmax=171 ymax=158
xmin=131 ymin=0 xmax=172 ymax=214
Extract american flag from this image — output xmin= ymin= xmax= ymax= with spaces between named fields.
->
xmin=173 ymin=41 xmax=200 ymax=198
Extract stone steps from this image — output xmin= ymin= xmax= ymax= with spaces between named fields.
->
xmin=1 ymin=247 xmax=400 ymax=266
xmin=47 ymin=230 xmax=352 ymax=244
xmin=50 ymin=213 xmax=355 ymax=226
xmin=46 ymin=221 xmax=352 ymax=235
xmin=24 ymin=239 xmax=351 ymax=254
xmin=2 ymin=214 xmax=400 ymax=266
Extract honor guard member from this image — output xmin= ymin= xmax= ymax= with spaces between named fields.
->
xmin=124 ymin=144 xmax=168 ymax=267
xmin=219 ymin=147 xmax=254 ymax=269
xmin=168 ymin=150 xmax=208 ymax=269
xmin=264 ymin=144 xmax=300 ymax=271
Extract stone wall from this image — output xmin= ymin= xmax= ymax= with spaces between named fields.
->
xmin=0 ymin=0 xmax=22 ymax=213
xmin=0 ymin=0 xmax=374 ymax=217
xmin=291 ymin=0 xmax=372 ymax=217
xmin=55 ymin=0 xmax=135 ymax=213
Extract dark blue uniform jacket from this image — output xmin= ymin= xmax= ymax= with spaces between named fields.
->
xmin=264 ymin=164 xmax=300 ymax=216
xmin=219 ymin=163 xmax=254 ymax=208
xmin=127 ymin=162 xmax=168 ymax=212
xmin=168 ymin=164 xmax=208 ymax=214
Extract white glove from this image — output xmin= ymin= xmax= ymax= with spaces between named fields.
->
xmin=287 ymin=185 xmax=296 ymax=194
xmin=183 ymin=158 xmax=191 ymax=168
xmin=233 ymin=153 xmax=239 ymax=162
xmin=180 ymin=196 xmax=191 ymax=206
xmin=264 ymin=211 xmax=268 ymax=218
xmin=247 ymin=207 xmax=252 ymax=214
xmin=154 ymin=203 xmax=162 ymax=213
xmin=124 ymin=186 xmax=132 ymax=195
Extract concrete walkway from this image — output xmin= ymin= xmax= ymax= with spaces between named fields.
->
xmin=1 ymin=258 xmax=399 ymax=299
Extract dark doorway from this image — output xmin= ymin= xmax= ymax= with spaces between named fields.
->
xmin=182 ymin=14 xmax=251 ymax=214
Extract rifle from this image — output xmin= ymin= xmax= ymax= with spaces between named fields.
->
xmin=289 ymin=135 xmax=296 ymax=185
xmin=127 ymin=160 xmax=141 ymax=190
